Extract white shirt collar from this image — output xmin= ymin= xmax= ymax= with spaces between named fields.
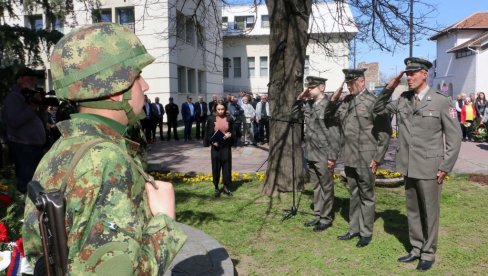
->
xmin=416 ymin=86 xmax=430 ymax=101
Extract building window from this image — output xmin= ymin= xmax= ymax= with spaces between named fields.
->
xmin=260 ymin=56 xmax=268 ymax=77
xmin=198 ymin=70 xmax=206 ymax=94
xmin=116 ymin=7 xmax=135 ymax=32
xmin=48 ymin=17 xmax=63 ymax=32
xmin=235 ymin=16 xmax=254 ymax=30
xmin=176 ymin=12 xmax=185 ymax=40
xmin=261 ymin=15 xmax=269 ymax=28
xmin=222 ymin=17 xmax=228 ymax=31
xmin=196 ymin=24 xmax=204 ymax=48
xmin=455 ymin=49 xmax=475 ymax=59
xmin=233 ymin=57 xmax=241 ymax=78
xmin=26 ymin=15 xmax=43 ymax=30
xmin=186 ymin=17 xmax=195 ymax=45
xmin=247 ymin=57 xmax=255 ymax=78
xmin=93 ymin=9 xmax=112 ymax=23
xmin=178 ymin=66 xmax=186 ymax=93
xmin=187 ymin=69 xmax=196 ymax=93
xmin=304 ymin=55 xmax=310 ymax=76
xmin=223 ymin=58 xmax=230 ymax=78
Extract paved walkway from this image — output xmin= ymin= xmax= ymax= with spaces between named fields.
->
xmin=150 ymin=137 xmax=488 ymax=275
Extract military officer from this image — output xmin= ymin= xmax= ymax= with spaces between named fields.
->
xmin=291 ymin=76 xmax=341 ymax=232
xmin=324 ymin=69 xmax=391 ymax=248
xmin=374 ymin=57 xmax=462 ymax=272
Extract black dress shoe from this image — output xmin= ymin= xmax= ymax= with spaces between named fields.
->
xmin=222 ymin=188 xmax=233 ymax=197
xmin=304 ymin=219 xmax=319 ymax=227
xmin=356 ymin=236 xmax=372 ymax=248
xmin=214 ymin=189 xmax=221 ymax=198
xmin=313 ymin=222 xmax=331 ymax=232
xmin=338 ymin=232 xmax=360 ymax=240
xmin=416 ymin=260 xmax=434 ymax=272
xmin=398 ymin=254 xmax=419 ymax=263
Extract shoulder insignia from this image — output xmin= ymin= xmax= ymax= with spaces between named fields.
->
xmin=449 ymin=108 xmax=457 ymax=119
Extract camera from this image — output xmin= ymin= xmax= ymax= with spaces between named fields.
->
xmin=21 ymin=88 xmax=43 ymax=105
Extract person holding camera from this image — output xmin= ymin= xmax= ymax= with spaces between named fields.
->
xmin=4 ymin=67 xmax=46 ymax=194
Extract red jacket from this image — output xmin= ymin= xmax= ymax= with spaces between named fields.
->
xmin=461 ymin=104 xmax=476 ymax=123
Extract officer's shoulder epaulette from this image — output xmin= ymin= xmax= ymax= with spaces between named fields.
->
xmin=435 ymin=90 xmax=449 ymax=97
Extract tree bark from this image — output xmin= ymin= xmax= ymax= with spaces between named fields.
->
xmin=263 ymin=0 xmax=311 ymax=195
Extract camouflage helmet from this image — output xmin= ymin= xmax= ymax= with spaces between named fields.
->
xmin=50 ymin=23 xmax=155 ymax=101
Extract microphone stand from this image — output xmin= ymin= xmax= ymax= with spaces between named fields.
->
xmin=270 ymin=117 xmax=302 ymax=221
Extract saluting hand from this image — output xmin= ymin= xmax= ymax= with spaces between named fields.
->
xmin=297 ymin=88 xmax=311 ymax=100
xmin=331 ymin=81 xmax=345 ymax=101
xmin=385 ymin=71 xmax=404 ymax=90
xmin=436 ymin=170 xmax=448 ymax=185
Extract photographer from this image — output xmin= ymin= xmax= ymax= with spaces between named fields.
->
xmin=4 ymin=67 xmax=46 ymax=194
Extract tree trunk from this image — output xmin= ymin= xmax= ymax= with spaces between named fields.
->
xmin=263 ymin=0 xmax=311 ymax=195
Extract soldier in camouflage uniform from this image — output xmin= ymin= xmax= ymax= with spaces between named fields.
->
xmin=325 ymin=69 xmax=391 ymax=248
xmin=291 ymin=76 xmax=342 ymax=232
xmin=23 ymin=23 xmax=186 ymax=275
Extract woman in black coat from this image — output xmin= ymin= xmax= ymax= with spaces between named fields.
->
xmin=204 ymin=101 xmax=235 ymax=197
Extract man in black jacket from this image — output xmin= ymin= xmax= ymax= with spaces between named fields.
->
xmin=165 ymin=97 xmax=179 ymax=140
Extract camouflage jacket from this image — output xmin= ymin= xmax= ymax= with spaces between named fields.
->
xmin=23 ymin=113 xmax=186 ymax=275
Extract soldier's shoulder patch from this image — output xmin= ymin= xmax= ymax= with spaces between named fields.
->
xmin=449 ymin=108 xmax=457 ymax=119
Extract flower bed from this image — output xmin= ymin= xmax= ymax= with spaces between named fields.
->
xmin=149 ymin=171 xmax=266 ymax=183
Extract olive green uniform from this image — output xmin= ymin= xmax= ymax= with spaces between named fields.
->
xmin=325 ymin=89 xmax=391 ymax=237
xmin=292 ymin=97 xmax=342 ymax=224
xmin=374 ymin=87 xmax=462 ymax=261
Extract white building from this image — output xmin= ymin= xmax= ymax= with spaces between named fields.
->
xmin=430 ymin=12 xmax=488 ymax=98
xmin=222 ymin=3 xmax=357 ymax=94
xmin=3 ymin=0 xmax=223 ymax=107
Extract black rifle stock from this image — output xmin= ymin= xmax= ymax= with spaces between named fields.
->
xmin=27 ymin=181 xmax=68 ymax=276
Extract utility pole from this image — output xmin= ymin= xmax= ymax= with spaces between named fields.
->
xmin=409 ymin=0 xmax=413 ymax=57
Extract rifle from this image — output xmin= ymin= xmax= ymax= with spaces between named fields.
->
xmin=27 ymin=180 xmax=68 ymax=276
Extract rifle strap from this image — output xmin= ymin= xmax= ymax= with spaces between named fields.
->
xmin=60 ymin=138 xmax=107 ymax=193
xmin=59 ymin=138 xmax=155 ymax=194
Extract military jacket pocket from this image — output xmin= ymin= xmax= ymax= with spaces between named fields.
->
xmin=419 ymin=110 xmax=440 ymax=129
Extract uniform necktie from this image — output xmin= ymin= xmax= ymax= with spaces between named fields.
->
xmin=415 ymin=95 xmax=420 ymax=108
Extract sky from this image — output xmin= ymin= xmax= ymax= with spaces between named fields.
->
xmin=355 ymin=0 xmax=488 ymax=79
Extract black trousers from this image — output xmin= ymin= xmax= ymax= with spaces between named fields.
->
xmin=167 ymin=118 xmax=178 ymax=140
xmin=211 ymin=145 xmax=232 ymax=189
xmin=196 ymin=118 xmax=206 ymax=139
xmin=258 ymin=118 xmax=269 ymax=142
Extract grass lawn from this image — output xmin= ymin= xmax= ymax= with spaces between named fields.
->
xmin=174 ymin=174 xmax=488 ymax=275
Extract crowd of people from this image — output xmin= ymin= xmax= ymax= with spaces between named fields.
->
xmin=135 ymin=90 xmax=271 ymax=146
xmin=455 ymin=91 xmax=487 ymax=142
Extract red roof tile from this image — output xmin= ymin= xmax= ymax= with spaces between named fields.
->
xmin=430 ymin=12 xmax=488 ymax=40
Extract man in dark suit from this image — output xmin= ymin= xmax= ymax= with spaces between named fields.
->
xmin=194 ymin=96 xmax=208 ymax=139
xmin=165 ymin=97 xmax=179 ymax=140
xmin=153 ymin=97 xmax=165 ymax=141
xmin=208 ymin=94 xmax=218 ymax=114
xmin=181 ymin=96 xmax=195 ymax=141
xmin=374 ymin=57 xmax=462 ymax=272
xmin=141 ymin=95 xmax=157 ymax=143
